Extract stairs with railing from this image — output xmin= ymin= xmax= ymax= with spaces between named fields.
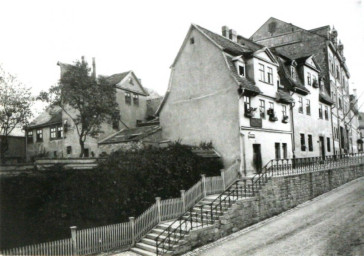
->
xmin=130 ymin=179 xmax=257 ymax=256
xmin=131 ymin=153 xmax=364 ymax=256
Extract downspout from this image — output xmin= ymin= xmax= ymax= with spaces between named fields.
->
xmin=290 ymin=91 xmax=296 ymax=160
xmin=330 ymin=104 xmax=335 ymax=155
xmin=238 ymin=86 xmax=246 ymax=176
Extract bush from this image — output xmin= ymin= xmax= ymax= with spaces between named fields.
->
xmin=0 ymin=143 xmax=222 ymax=249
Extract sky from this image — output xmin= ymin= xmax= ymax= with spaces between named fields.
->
xmin=1 ymin=0 xmax=363 ymax=115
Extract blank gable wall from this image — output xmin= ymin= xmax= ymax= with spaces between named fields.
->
xmin=160 ymin=28 xmax=241 ymax=166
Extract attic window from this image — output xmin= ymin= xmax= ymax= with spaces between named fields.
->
xmin=238 ymin=64 xmax=245 ymax=77
xmin=129 ymin=78 xmax=134 ymax=85
xmin=190 ymin=37 xmax=194 ymax=44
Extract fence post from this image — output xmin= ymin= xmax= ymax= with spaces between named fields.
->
xmin=180 ymin=190 xmax=186 ymax=212
xmin=156 ymin=197 xmax=161 ymax=223
xmin=129 ymin=217 xmax=135 ymax=247
xmin=70 ymin=226 xmax=78 ymax=256
xmin=201 ymin=174 xmax=207 ymax=197
xmin=220 ymin=169 xmax=226 ymax=190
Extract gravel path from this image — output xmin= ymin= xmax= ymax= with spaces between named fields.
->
xmin=186 ymin=177 xmax=364 ymax=256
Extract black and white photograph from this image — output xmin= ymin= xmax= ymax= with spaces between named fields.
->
xmin=0 ymin=0 xmax=363 ymax=255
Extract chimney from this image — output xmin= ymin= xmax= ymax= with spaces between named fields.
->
xmin=229 ymin=29 xmax=237 ymax=42
xmin=92 ymin=57 xmax=96 ymax=79
xmin=222 ymin=26 xmax=229 ymax=38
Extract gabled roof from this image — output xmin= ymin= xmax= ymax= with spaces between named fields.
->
xmin=107 ymin=71 xmax=149 ymax=96
xmin=27 ymin=106 xmax=62 ymax=129
xmin=98 ymin=125 xmax=161 ymax=145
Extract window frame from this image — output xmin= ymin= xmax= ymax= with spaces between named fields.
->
xmin=306 ymin=99 xmax=311 ymax=115
xmin=308 ymin=134 xmax=313 ymax=151
xmin=298 ymin=97 xmax=303 ymax=114
xmin=267 ymin=67 xmax=273 ymax=84
xmin=133 ymin=93 xmax=139 ymax=106
xmin=125 ymin=92 xmax=131 ymax=105
xmin=307 ymin=72 xmax=311 ymax=85
xmin=275 ymin=142 xmax=281 ymax=160
xmin=324 ymin=106 xmax=329 ymax=120
xmin=259 ymin=63 xmax=265 ymax=82
xmin=282 ymin=104 xmax=287 ymax=117
xmin=319 ymin=104 xmax=323 ymax=119
xmin=300 ymin=133 xmax=306 ymax=151
xmin=238 ymin=64 xmax=245 ymax=77
xmin=36 ymin=129 xmax=43 ymax=142
xmin=244 ymin=96 xmax=251 ymax=112
xmin=259 ymin=99 xmax=265 ymax=119
xmin=50 ymin=125 xmax=63 ymax=140
xmin=327 ymin=138 xmax=331 ymax=152
xmin=282 ymin=143 xmax=288 ymax=159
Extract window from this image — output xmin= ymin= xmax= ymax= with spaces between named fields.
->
xmin=277 ymin=80 xmax=282 ymax=88
xmin=50 ymin=125 xmax=63 ymax=140
xmin=129 ymin=78 xmax=134 ymax=85
xmin=300 ymin=134 xmax=306 ymax=151
xmin=133 ymin=94 xmax=139 ymax=106
xmin=324 ymin=106 xmax=329 ymax=120
xmin=307 ymin=72 xmax=311 ymax=85
xmin=244 ymin=96 xmax=250 ymax=112
xmin=339 ymin=98 xmax=342 ymax=109
xmin=190 ymin=37 xmax=194 ymax=44
xmin=275 ymin=143 xmax=281 ymax=159
xmin=282 ymin=105 xmax=287 ymax=117
xmin=319 ymin=104 xmax=323 ymax=119
xmin=282 ymin=143 xmax=287 ymax=159
xmin=259 ymin=64 xmax=265 ymax=82
xmin=336 ymin=66 xmax=340 ymax=79
xmin=259 ymin=100 xmax=265 ymax=119
xmin=306 ymin=99 xmax=311 ymax=115
xmin=290 ymin=66 xmax=295 ymax=78
xmin=308 ymin=135 xmax=313 ymax=151
xmin=27 ymin=130 xmax=33 ymax=144
xmin=298 ymin=97 xmax=303 ymax=113
xmin=125 ymin=92 xmax=131 ymax=105
xmin=327 ymin=138 xmax=331 ymax=152
xmin=238 ymin=65 xmax=245 ymax=77
xmin=67 ymin=146 xmax=72 ymax=155
xmin=36 ymin=129 xmax=43 ymax=142
xmin=267 ymin=67 xmax=273 ymax=84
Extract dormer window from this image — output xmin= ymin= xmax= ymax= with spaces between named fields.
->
xmin=307 ymin=72 xmax=311 ymax=85
xmin=238 ymin=65 xmax=245 ymax=77
xmin=267 ymin=67 xmax=273 ymax=84
xmin=129 ymin=78 xmax=134 ymax=85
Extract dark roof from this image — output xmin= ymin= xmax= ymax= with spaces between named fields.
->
xmin=276 ymin=90 xmax=294 ymax=104
xmin=147 ymin=97 xmax=163 ymax=117
xmin=195 ymin=25 xmax=261 ymax=95
xmin=106 ymin=72 xmax=130 ymax=86
xmin=225 ymin=55 xmax=260 ymax=94
xmin=196 ymin=25 xmax=254 ymax=55
xmin=319 ymin=91 xmax=334 ymax=105
xmin=98 ymin=125 xmax=161 ymax=144
xmin=191 ymin=149 xmax=220 ymax=158
xmin=27 ymin=107 xmax=62 ymax=129
xmin=276 ymin=56 xmax=309 ymax=95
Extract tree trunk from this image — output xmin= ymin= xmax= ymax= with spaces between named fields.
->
xmin=79 ymin=138 xmax=85 ymax=157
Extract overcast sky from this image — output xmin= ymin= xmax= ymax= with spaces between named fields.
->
xmin=1 ymin=0 xmax=363 ymax=114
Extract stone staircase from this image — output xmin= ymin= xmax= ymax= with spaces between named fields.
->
xmin=130 ymin=179 xmax=256 ymax=256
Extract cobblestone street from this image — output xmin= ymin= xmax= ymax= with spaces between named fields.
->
xmin=185 ymin=177 xmax=364 ymax=256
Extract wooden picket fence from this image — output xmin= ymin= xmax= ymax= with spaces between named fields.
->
xmin=0 ymin=166 xmax=239 ymax=255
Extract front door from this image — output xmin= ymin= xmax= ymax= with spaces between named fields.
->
xmin=253 ymin=144 xmax=262 ymax=173
xmin=319 ymin=136 xmax=325 ymax=159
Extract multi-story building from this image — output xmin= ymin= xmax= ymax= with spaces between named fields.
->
xmin=158 ymin=24 xmax=293 ymax=175
xmin=26 ymin=60 xmax=150 ymax=160
xmin=251 ymin=17 xmax=358 ymax=154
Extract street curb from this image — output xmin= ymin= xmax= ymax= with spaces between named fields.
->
xmin=183 ymin=176 xmax=364 ymax=256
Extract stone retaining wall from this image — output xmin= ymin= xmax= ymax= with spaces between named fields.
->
xmin=182 ymin=164 xmax=364 ymax=254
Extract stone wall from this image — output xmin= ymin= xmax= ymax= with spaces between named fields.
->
xmin=184 ymin=165 xmax=364 ymax=253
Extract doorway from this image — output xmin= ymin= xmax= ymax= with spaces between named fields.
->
xmin=253 ymin=144 xmax=262 ymax=173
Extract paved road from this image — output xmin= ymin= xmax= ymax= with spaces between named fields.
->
xmin=186 ymin=177 xmax=364 ymax=256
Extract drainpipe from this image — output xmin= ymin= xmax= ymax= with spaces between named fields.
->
xmin=330 ymin=104 xmax=336 ymax=155
xmin=290 ymin=92 xmax=296 ymax=160
xmin=241 ymin=133 xmax=247 ymax=176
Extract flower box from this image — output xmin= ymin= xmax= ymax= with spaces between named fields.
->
xmin=312 ymin=80 xmax=319 ymax=88
xmin=244 ymin=107 xmax=257 ymax=118
xmin=282 ymin=115 xmax=289 ymax=123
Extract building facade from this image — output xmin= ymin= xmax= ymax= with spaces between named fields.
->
xmin=251 ymin=17 xmax=359 ymax=154
xmin=158 ymin=24 xmax=294 ymax=175
xmin=26 ymin=61 xmax=150 ymax=160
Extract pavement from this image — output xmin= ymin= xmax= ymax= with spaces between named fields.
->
xmin=184 ymin=177 xmax=364 ymax=256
